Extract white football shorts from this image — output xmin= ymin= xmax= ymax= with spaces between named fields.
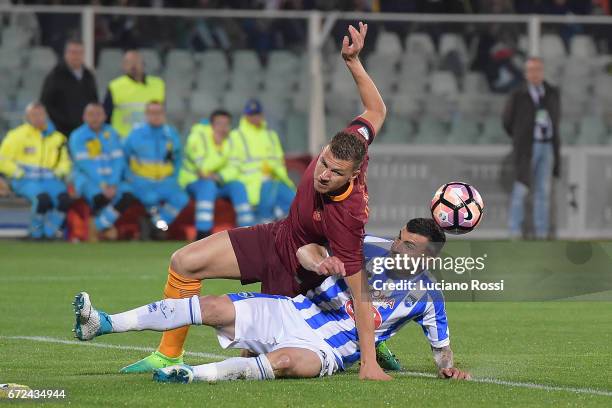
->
xmin=217 ymin=292 xmax=339 ymax=377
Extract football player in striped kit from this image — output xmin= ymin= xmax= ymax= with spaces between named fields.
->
xmin=73 ymin=218 xmax=470 ymax=382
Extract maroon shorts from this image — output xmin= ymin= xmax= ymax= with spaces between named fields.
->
xmin=228 ymin=223 xmax=300 ymax=296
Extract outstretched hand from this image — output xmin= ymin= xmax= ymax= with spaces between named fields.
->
xmin=341 ymin=21 xmax=368 ymax=62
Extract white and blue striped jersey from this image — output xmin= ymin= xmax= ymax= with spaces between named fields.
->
xmin=290 ymin=235 xmax=450 ymax=370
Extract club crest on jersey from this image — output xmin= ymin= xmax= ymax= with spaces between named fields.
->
xmin=357 ymin=126 xmax=369 ymax=141
xmin=312 ymin=210 xmax=322 ymax=222
xmin=344 ymin=299 xmax=382 ymax=329
xmin=237 ymin=292 xmax=255 ymax=298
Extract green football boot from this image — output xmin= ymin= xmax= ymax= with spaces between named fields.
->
xmin=376 ymin=341 xmax=402 ymax=371
xmin=120 ymin=351 xmax=184 ymax=374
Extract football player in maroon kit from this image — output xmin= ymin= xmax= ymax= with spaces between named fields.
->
xmin=122 ymin=22 xmax=391 ymax=381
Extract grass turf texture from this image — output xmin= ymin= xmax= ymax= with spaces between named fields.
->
xmin=0 ymin=241 xmax=611 ymax=407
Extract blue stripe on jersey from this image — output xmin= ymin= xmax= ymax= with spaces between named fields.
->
xmin=304 ymin=306 xmax=350 ymax=330
xmin=308 ymin=279 xmax=349 ymax=305
xmin=227 ymin=292 xmax=289 ymax=303
xmin=344 ymin=352 xmax=361 ymax=365
xmin=293 ymin=296 xmax=314 ymax=310
xmin=324 ymin=328 xmax=356 ymax=349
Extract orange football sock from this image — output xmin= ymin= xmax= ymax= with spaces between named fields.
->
xmin=157 ymin=268 xmax=202 ymax=358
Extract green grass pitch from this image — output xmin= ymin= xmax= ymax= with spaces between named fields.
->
xmin=1 ymin=241 xmax=611 ymax=407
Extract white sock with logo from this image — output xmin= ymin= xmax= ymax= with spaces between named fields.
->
xmin=191 ymin=355 xmax=275 ymax=381
xmin=109 ymin=296 xmax=202 ymax=332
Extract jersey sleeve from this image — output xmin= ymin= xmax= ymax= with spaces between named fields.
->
xmin=326 ymin=206 xmax=365 ymax=277
xmin=416 ymin=292 xmax=450 ymax=348
xmin=344 ymin=116 xmax=376 ymax=146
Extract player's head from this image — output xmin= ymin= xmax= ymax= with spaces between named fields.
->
xmin=525 ymin=56 xmax=544 ymax=86
xmin=210 ymin=109 xmax=232 ymax=139
xmin=391 ymin=218 xmax=446 ymax=257
xmin=145 ymin=101 xmax=166 ymax=127
xmin=83 ymin=103 xmax=106 ymax=131
xmin=122 ymin=50 xmax=144 ymax=78
xmin=313 ymin=132 xmax=366 ymax=194
xmin=243 ymin=99 xmax=264 ymax=127
xmin=25 ymin=102 xmax=48 ymax=130
xmin=64 ymin=39 xmax=84 ymax=71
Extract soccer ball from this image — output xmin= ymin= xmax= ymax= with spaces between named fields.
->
xmin=430 ymin=182 xmax=484 ymax=235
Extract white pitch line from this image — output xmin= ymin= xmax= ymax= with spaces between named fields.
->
xmin=0 ymin=335 xmax=226 ymax=360
xmin=395 ymin=371 xmax=612 ymax=397
xmin=2 ymin=335 xmax=611 ymax=397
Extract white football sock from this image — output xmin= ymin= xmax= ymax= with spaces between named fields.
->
xmin=109 ymin=296 xmax=202 ymax=332
xmin=192 ymin=355 xmax=275 ymax=381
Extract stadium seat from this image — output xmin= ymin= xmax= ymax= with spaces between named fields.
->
xmin=232 ymin=49 xmax=262 ymax=74
xmin=479 ymin=117 xmax=507 ymax=144
xmin=560 ymin=121 xmax=577 ymax=145
xmin=27 ymin=46 xmax=57 ymax=72
xmin=325 ymin=93 xmax=361 ymax=118
xmin=561 ymin=95 xmax=588 ymax=122
xmin=378 ymin=115 xmax=414 ymax=145
xmin=97 ymin=48 xmax=123 ymax=72
xmin=414 ymin=117 xmax=448 ymax=144
xmin=438 ymin=33 xmax=469 ymax=66
xmin=422 ymin=95 xmax=457 ymax=121
xmin=14 ymin=87 xmax=39 ymax=110
xmin=262 ymin=72 xmax=297 ymax=95
xmin=457 ymin=95 xmax=489 ymax=119
xmin=449 ymin=117 xmax=480 ymax=144
xmin=292 ymin=88 xmax=310 ymax=113
xmin=540 ymin=34 xmax=566 ymax=59
xmin=577 ymin=116 xmax=607 ymax=145
xmin=196 ymin=69 xmax=228 ymax=95
xmin=462 ymin=71 xmax=489 ymax=95
xmin=405 ymin=33 xmax=436 ymax=60
xmin=0 ymin=25 xmax=32 ymax=50
xmin=389 ymin=94 xmax=421 ymax=118
xmin=569 ymin=35 xmax=597 ymax=58
xmin=196 ymin=50 xmax=229 ymax=74
xmin=260 ymin=93 xmax=291 ymax=119
xmin=0 ymin=47 xmax=23 ymax=70
xmin=366 ymin=51 xmax=400 ymax=70
xmin=285 ymin=112 xmax=309 ymax=154
xmin=228 ymin=70 xmax=262 ymax=94
xmin=374 ymin=31 xmax=403 ymax=56
xmin=563 ymin=57 xmax=593 ymax=79
xmin=139 ymin=48 xmax=161 ymax=73
xmin=429 ymin=71 xmax=459 ymax=97
xmin=267 ymin=50 xmax=300 ymax=75
xmin=325 ymin=114 xmax=347 ymax=139
xmin=222 ymin=91 xmax=257 ymax=116
xmin=367 ymin=64 xmax=396 ymax=96
xmin=189 ymin=91 xmax=221 ymax=116
xmin=399 ymin=54 xmax=428 ymax=77
xmin=165 ymin=49 xmax=195 ymax=74
xmin=0 ymin=68 xmax=21 ymax=95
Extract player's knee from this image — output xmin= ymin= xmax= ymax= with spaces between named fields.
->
xmin=272 ymin=353 xmax=293 ymax=372
xmin=35 ymin=193 xmax=53 ymax=214
xmin=169 ymin=249 xmax=186 ymax=275
xmin=57 ymin=192 xmax=72 ymax=212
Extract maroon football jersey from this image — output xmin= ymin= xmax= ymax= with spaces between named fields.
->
xmin=274 ymin=116 xmax=376 ymax=293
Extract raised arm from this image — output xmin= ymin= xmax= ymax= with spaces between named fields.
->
xmin=342 ymin=22 xmax=387 ymax=134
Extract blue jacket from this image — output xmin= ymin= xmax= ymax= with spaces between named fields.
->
xmin=123 ymin=123 xmax=182 ymax=181
xmin=69 ymin=123 xmax=124 ymax=189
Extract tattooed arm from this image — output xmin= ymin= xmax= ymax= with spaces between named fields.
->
xmin=432 ymin=345 xmax=471 ymax=380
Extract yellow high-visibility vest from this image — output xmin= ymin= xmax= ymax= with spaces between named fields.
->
xmin=108 ymin=75 xmax=165 ymax=137
xmin=229 ymin=117 xmax=295 ymax=206
xmin=178 ymin=123 xmax=241 ymax=188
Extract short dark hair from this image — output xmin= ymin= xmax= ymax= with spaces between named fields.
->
xmin=329 ymin=131 xmax=367 ymax=170
xmin=210 ymin=109 xmax=232 ymax=124
xmin=146 ymin=100 xmax=164 ymax=109
xmin=406 ymin=218 xmax=446 ymax=256
xmin=64 ymin=38 xmax=83 ymax=49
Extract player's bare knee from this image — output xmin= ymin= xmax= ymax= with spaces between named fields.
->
xmin=270 ymin=353 xmax=293 ymax=374
xmin=169 ymin=249 xmax=185 ymax=275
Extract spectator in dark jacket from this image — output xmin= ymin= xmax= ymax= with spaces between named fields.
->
xmin=503 ymin=57 xmax=561 ymax=240
xmin=40 ymin=39 xmax=99 ymax=137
